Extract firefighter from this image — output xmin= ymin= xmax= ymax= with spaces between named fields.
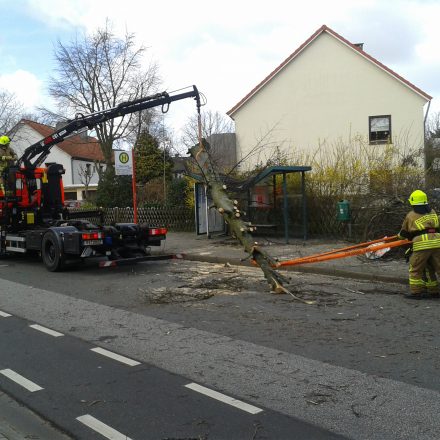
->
xmin=0 ymin=135 xmax=16 ymax=197
xmin=398 ymin=189 xmax=440 ymax=299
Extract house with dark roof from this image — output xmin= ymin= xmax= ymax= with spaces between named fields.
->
xmin=227 ymin=25 xmax=432 ymax=170
xmin=8 ymin=119 xmax=106 ymax=201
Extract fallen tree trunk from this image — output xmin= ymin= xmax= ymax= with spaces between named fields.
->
xmin=189 ymin=141 xmax=311 ymax=302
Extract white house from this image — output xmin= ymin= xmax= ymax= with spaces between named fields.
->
xmin=227 ymin=25 xmax=432 ymax=171
xmin=8 ymin=119 xmax=106 ymax=201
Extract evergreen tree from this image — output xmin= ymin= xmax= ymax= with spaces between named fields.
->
xmin=135 ymin=131 xmax=173 ymax=184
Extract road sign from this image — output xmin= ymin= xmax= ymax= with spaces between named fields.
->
xmin=115 ymin=150 xmax=133 ymax=175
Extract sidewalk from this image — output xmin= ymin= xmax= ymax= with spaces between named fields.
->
xmin=163 ymin=232 xmax=408 ymax=285
xmin=0 ymin=391 xmax=71 ymax=439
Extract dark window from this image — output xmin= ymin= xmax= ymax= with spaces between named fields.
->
xmin=369 ymin=115 xmax=391 ymax=144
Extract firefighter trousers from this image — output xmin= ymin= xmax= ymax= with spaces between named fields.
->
xmin=409 ymin=248 xmax=440 ymax=294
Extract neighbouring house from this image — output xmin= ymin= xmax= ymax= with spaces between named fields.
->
xmin=172 ymin=133 xmax=236 ymax=178
xmin=8 ymin=119 xmax=106 ymax=201
xmin=227 ymin=25 xmax=432 ymax=171
xmin=205 ymin=133 xmax=237 ymax=172
xmin=171 ymin=156 xmax=190 ymax=179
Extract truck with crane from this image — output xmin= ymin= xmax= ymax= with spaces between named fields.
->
xmin=0 ymin=86 xmax=201 ymax=271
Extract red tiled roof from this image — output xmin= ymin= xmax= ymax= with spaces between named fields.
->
xmin=21 ymin=119 xmax=105 ymax=162
xmin=227 ymin=24 xmax=432 ymax=116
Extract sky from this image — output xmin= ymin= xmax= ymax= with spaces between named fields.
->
xmin=1 ymin=0 xmax=439 ymax=143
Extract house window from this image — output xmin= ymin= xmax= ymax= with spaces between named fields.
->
xmin=369 ymin=115 xmax=391 ymax=144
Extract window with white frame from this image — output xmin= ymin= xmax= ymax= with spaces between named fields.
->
xmin=369 ymin=115 xmax=391 ymax=144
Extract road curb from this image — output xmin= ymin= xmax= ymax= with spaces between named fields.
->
xmin=181 ymin=253 xmax=408 ymax=286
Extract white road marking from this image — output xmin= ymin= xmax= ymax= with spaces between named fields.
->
xmin=0 ymin=310 xmax=12 ymax=317
xmin=76 ymin=414 xmax=133 ymax=440
xmin=0 ymin=369 xmax=43 ymax=392
xmin=90 ymin=347 xmax=141 ymax=366
xmin=29 ymin=324 xmax=64 ymax=337
xmin=185 ymin=382 xmax=263 ymax=414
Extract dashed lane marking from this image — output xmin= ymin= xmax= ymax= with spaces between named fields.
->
xmin=185 ymin=382 xmax=263 ymax=414
xmin=76 ymin=414 xmax=133 ymax=440
xmin=0 ymin=369 xmax=43 ymax=392
xmin=90 ymin=347 xmax=141 ymax=366
xmin=0 ymin=310 xmax=11 ymax=317
xmin=29 ymin=324 xmax=64 ymax=337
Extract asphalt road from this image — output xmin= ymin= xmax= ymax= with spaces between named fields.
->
xmin=1 ymin=254 xmax=440 ymax=438
xmin=0 ymin=312 xmax=344 ymax=439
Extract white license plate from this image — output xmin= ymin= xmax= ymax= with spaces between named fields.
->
xmin=83 ymin=239 xmax=103 ymax=246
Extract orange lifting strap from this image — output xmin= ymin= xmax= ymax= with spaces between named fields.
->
xmin=274 ymin=236 xmax=411 ymax=268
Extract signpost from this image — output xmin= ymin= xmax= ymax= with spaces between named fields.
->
xmin=115 ymin=149 xmax=138 ymax=223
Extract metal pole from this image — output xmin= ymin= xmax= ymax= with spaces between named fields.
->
xmin=205 ymin=184 xmax=210 ymax=239
xmin=301 ymin=171 xmax=307 ymax=240
xmin=283 ymin=172 xmax=289 ymax=244
xmin=131 ymin=148 xmax=138 ymax=224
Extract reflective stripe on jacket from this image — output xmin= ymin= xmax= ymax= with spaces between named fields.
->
xmin=401 ymin=209 xmax=440 ymax=251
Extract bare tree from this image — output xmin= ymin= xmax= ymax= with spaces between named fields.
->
xmin=0 ymin=89 xmax=24 ymax=134
xmin=181 ymin=109 xmax=235 ymax=171
xmin=47 ymin=20 xmax=161 ymax=167
xmin=78 ymin=162 xmax=98 ymax=201
xmin=426 ymin=111 xmax=440 ymax=139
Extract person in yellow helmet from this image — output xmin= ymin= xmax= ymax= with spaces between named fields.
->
xmin=0 ymin=135 xmax=16 ymax=197
xmin=398 ymin=190 xmax=440 ymax=299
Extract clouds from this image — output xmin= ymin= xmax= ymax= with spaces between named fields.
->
xmin=0 ymin=70 xmax=43 ymax=108
xmin=1 ymin=0 xmax=439 ymax=134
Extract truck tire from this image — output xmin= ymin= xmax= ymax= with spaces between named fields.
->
xmin=42 ymin=232 xmax=65 ymax=271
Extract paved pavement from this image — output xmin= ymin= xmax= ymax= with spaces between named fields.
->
xmin=1 ymin=231 xmax=409 ymax=438
xmin=163 ymin=231 xmax=409 ymax=286
xmin=0 ymin=391 xmax=71 ymax=439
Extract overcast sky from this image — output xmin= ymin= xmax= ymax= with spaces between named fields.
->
xmin=1 ymin=0 xmax=439 ymax=141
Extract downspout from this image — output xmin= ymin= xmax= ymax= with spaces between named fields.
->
xmin=424 ymin=100 xmax=431 ymax=176
xmin=424 ymin=100 xmax=431 ymax=142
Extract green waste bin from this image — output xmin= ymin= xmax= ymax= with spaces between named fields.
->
xmin=337 ymin=200 xmax=351 ymax=221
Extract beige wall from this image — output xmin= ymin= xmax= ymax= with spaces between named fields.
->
xmin=232 ymin=32 xmax=428 ymax=170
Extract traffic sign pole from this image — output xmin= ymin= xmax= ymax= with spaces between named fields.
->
xmin=132 ymin=148 xmax=138 ymax=224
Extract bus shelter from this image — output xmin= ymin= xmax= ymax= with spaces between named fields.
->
xmin=243 ymin=165 xmax=311 ymax=243
xmin=192 ymin=165 xmax=311 ymax=242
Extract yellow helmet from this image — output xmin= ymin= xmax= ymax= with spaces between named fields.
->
xmin=409 ymin=190 xmax=428 ymax=206
xmin=0 ymin=135 xmax=10 ymax=145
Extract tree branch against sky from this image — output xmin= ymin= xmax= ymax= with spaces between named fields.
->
xmin=47 ymin=21 xmax=161 ymax=167
xmin=0 ymin=89 xmax=24 ymax=134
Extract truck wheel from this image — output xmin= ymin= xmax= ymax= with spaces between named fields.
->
xmin=42 ymin=232 xmax=65 ymax=271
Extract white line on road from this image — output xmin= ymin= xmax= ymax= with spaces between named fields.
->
xmin=0 ymin=369 xmax=43 ymax=392
xmin=185 ymin=382 xmax=263 ymax=414
xmin=90 ymin=347 xmax=141 ymax=366
xmin=0 ymin=310 xmax=11 ymax=317
xmin=29 ymin=324 xmax=64 ymax=337
xmin=76 ymin=414 xmax=133 ymax=440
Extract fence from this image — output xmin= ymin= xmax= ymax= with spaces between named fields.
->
xmin=244 ymin=195 xmax=410 ymax=242
xmin=69 ymin=206 xmax=195 ymax=232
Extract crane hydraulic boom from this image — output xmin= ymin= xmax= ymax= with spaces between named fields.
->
xmin=18 ymin=86 xmax=201 ymax=169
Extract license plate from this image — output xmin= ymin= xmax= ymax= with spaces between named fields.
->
xmin=83 ymin=239 xmax=103 ymax=246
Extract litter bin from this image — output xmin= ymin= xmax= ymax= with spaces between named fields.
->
xmin=337 ymin=200 xmax=351 ymax=221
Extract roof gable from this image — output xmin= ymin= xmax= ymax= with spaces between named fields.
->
xmin=18 ymin=119 xmax=105 ymax=162
xmin=227 ymin=25 xmax=431 ymax=116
